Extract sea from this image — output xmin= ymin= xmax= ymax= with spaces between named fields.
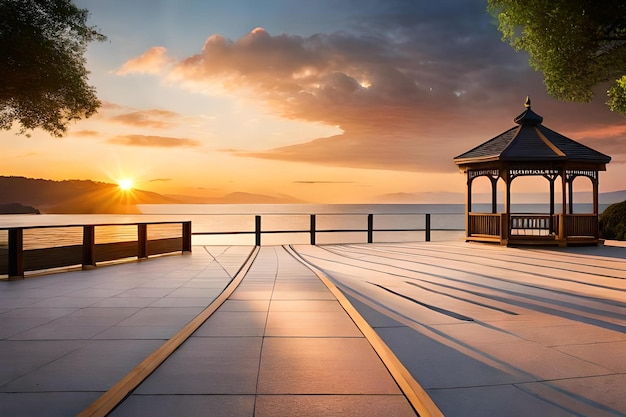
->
xmin=0 ymin=203 xmax=610 ymax=248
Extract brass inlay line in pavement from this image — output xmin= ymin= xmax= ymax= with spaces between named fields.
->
xmin=285 ymin=245 xmax=444 ymax=417
xmin=77 ymin=246 xmax=260 ymax=417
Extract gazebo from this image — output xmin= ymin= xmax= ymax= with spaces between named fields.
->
xmin=454 ymin=98 xmax=611 ymax=246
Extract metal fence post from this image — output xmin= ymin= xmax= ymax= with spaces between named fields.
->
xmin=138 ymin=223 xmax=148 ymax=259
xmin=255 ymin=215 xmax=262 ymax=246
xmin=310 ymin=214 xmax=316 ymax=245
xmin=425 ymin=213 xmax=431 ymax=242
xmin=8 ymin=228 xmax=24 ymax=279
xmin=82 ymin=225 xmax=96 ymax=269
xmin=367 ymin=214 xmax=374 ymax=243
xmin=182 ymin=221 xmax=192 ymax=252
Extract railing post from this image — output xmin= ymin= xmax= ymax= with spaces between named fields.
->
xmin=557 ymin=214 xmax=566 ymax=245
xmin=367 ymin=214 xmax=374 ymax=243
xmin=82 ymin=225 xmax=96 ymax=269
xmin=425 ymin=213 xmax=431 ymax=242
xmin=138 ymin=223 xmax=148 ymax=259
xmin=500 ymin=213 xmax=509 ymax=245
xmin=310 ymin=214 xmax=316 ymax=245
xmin=255 ymin=215 xmax=261 ymax=246
xmin=182 ymin=221 xmax=192 ymax=252
xmin=8 ymin=228 xmax=24 ymax=279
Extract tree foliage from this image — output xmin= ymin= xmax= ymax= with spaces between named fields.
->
xmin=0 ymin=0 xmax=106 ymax=136
xmin=599 ymin=200 xmax=626 ymax=240
xmin=488 ymin=0 xmax=626 ymax=115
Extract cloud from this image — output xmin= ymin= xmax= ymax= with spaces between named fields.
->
xmin=235 ymin=131 xmax=454 ymax=172
xmin=89 ymin=102 xmax=195 ymax=132
xmin=109 ymin=109 xmax=181 ymax=129
xmin=115 ymin=46 xmax=172 ymax=75
xmin=571 ymin=124 xmax=626 ymax=141
xmin=579 ymin=136 xmax=626 ymax=161
xmin=100 ymin=101 xmax=125 ymax=111
xmin=160 ymin=25 xmax=508 ymax=172
xmin=148 ymin=178 xmax=173 ymax=183
xmin=124 ymin=1 xmax=626 ymax=172
xmin=107 ymin=135 xmax=201 ymax=148
xmin=72 ymin=130 xmax=101 ymax=137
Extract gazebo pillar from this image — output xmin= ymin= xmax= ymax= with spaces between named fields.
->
xmin=503 ymin=170 xmax=511 ymax=214
xmin=558 ymin=168 xmax=567 ymax=242
xmin=547 ymin=176 xmax=556 ymax=234
xmin=490 ymin=176 xmax=498 ymax=214
xmin=593 ymin=177 xmax=599 ymax=215
xmin=465 ymin=173 xmax=473 ymax=238
xmin=501 ymin=169 xmax=511 ymax=245
xmin=561 ymin=169 xmax=567 ymax=216
xmin=568 ymin=177 xmax=574 ymax=214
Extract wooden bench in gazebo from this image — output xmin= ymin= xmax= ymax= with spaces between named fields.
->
xmin=454 ymin=98 xmax=611 ymax=247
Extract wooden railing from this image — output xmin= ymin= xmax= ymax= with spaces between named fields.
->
xmin=192 ymin=213 xmax=444 ymax=245
xmin=1 ymin=221 xmax=191 ymax=279
xmin=561 ymin=214 xmax=599 ymax=238
xmin=467 ymin=212 xmax=599 ymax=241
xmin=510 ymin=214 xmax=552 ymax=236
xmin=1 ymin=214 xmax=463 ymax=278
xmin=468 ymin=213 xmax=501 ymax=236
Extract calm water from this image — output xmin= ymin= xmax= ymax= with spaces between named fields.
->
xmin=0 ymin=203 xmax=607 ymax=248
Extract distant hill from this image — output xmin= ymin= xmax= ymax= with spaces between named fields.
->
xmin=0 ymin=176 xmax=179 ymax=214
xmin=0 ymin=203 xmax=40 ymax=214
xmin=0 ymin=176 xmax=309 ymax=214
xmin=597 ymin=190 xmax=626 ymax=204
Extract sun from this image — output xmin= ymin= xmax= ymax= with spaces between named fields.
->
xmin=118 ymin=178 xmax=133 ymax=191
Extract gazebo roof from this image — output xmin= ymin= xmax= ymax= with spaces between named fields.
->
xmin=454 ymin=98 xmax=611 ymax=167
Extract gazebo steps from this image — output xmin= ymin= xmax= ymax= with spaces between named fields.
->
xmin=468 ymin=234 xmax=601 ymax=247
xmin=561 ymin=236 xmax=603 ymax=246
xmin=466 ymin=234 xmax=502 ymax=243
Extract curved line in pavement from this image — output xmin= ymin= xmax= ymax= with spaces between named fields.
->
xmin=77 ymin=245 xmax=260 ymax=417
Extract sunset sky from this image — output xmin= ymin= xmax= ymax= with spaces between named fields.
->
xmin=2 ymin=0 xmax=625 ymax=203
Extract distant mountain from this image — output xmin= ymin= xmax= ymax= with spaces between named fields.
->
xmin=0 ymin=176 xmax=309 ymax=214
xmin=0 ymin=176 xmax=179 ymax=214
xmin=598 ymin=190 xmax=626 ymax=204
xmin=0 ymin=203 xmax=40 ymax=214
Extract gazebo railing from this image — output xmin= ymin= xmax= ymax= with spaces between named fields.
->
xmin=468 ymin=212 xmax=599 ymax=240
xmin=510 ymin=214 xmax=552 ymax=236
xmin=560 ymin=214 xmax=598 ymax=238
xmin=468 ymin=213 xmax=501 ymax=236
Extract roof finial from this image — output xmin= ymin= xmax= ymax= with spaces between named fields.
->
xmin=514 ymin=97 xmax=543 ymax=125
xmin=524 ymin=96 xmax=531 ymax=108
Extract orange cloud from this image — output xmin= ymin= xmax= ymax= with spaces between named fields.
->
xmin=100 ymin=101 xmax=125 ymax=111
xmin=72 ymin=130 xmax=101 ymax=137
xmin=562 ymin=124 xmax=626 ymax=161
xmin=569 ymin=124 xmax=626 ymax=140
xmin=233 ymin=131 xmax=454 ymax=173
xmin=125 ymin=26 xmax=626 ymax=172
xmin=109 ymin=109 xmax=181 ymax=129
xmin=115 ymin=46 xmax=172 ymax=75
xmin=107 ymin=135 xmax=201 ymax=148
